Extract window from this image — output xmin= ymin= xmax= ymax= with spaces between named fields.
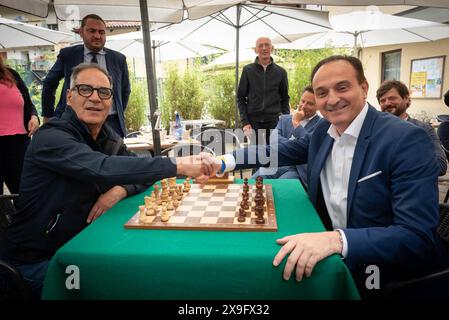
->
xmin=381 ymin=49 xmax=401 ymax=82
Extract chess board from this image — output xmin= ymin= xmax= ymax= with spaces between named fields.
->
xmin=125 ymin=183 xmax=277 ymax=231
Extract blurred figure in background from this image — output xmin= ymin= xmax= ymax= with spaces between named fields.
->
xmin=0 ymin=55 xmax=39 ymax=194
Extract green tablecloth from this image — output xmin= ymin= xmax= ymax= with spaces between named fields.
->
xmin=42 ymin=179 xmax=360 ymax=300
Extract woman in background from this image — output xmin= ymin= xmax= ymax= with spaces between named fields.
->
xmin=0 ymin=56 xmax=39 ymax=194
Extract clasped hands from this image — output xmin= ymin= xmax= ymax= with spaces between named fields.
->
xmin=176 ymin=152 xmax=222 ymax=183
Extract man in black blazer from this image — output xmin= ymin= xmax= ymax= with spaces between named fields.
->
xmin=42 ymin=14 xmax=131 ymax=137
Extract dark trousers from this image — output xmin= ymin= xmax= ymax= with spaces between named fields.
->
xmin=105 ymin=114 xmax=124 ymax=138
xmin=0 ymin=134 xmax=29 ymax=195
xmin=249 ymin=119 xmax=279 ymax=146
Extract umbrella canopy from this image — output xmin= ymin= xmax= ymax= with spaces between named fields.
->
xmin=271 ymin=0 xmax=449 ymax=9
xmin=152 ymin=2 xmax=331 ymax=127
xmin=273 ymin=9 xmax=449 ymax=55
xmin=106 ymin=31 xmax=225 ymax=61
xmin=0 ymin=16 xmax=72 ymax=49
xmin=203 ymin=48 xmax=283 ymax=71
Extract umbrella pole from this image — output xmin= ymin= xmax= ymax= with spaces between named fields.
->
xmin=234 ymin=3 xmax=242 ymax=130
xmin=139 ymin=0 xmax=161 ymax=155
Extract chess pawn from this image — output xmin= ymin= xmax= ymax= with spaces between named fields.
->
xmin=243 ymin=178 xmax=249 ymax=185
xmin=147 ymin=208 xmax=156 ymax=216
xmin=156 ymin=197 xmax=162 ymax=206
xmin=139 ymin=205 xmax=146 ymax=219
xmin=173 ymin=198 xmax=179 ymax=209
xmin=256 ymin=182 xmax=263 ymax=191
xmin=160 ymin=206 xmax=170 ymax=222
xmin=237 ymin=208 xmax=246 ymax=222
xmin=167 ymin=200 xmax=174 ymax=211
xmin=183 ymin=181 xmax=190 ymax=193
xmin=144 ymin=196 xmax=152 ymax=208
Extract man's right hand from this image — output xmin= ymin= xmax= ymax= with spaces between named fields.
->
xmin=243 ymin=124 xmax=252 ymax=137
xmin=43 ymin=117 xmax=51 ymax=124
xmin=292 ymin=109 xmax=305 ymax=128
xmin=176 ymin=153 xmax=220 ymax=179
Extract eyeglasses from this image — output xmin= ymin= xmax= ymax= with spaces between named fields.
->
xmin=72 ymin=84 xmax=113 ymax=100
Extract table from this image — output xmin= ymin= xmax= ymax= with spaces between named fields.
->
xmin=42 ymin=179 xmax=360 ymax=300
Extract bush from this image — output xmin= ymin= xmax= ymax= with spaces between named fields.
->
xmin=125 ymin=75 xmax=148 ymax=132
xmin=160 ymin=65 xmax=204 ymax=130
xmin=206 ymin=70 xmax=235 ymax=128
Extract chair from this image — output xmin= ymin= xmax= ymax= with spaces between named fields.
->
xmin=0 ymin=194 xmax=31 ymax=300
xmin=192 ymin=127 xmax=244 ymax=178
xmin=440 ymin=144 xmax=449 ymax=203
xmin=125 ymin=131 xmax=141 ymax=138
xmin=383 ymin=203 xmax=449 ymax=299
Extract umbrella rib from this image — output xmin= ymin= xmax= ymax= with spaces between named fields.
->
xmin=246 ymin=4 xmax=332 ymax=30
xmin=3 ymin=23 xmax=56 ymax=45
xmin=211 ymin=10 xmax=235 ymax=27
xmin=240 ymin=6 xmax=267 ymax=27
xmin=177 ymin=42 xmax=202 ymax=56
xmin=402 ymin=28 xmax=432 ymax=41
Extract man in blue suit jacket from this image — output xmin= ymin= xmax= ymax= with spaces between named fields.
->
xmin=253 ymin=85 xmax=321 ymax=187
xmin=215 ymin=55 xmax=449 ymax=294
xmin=42 ymin=14 xmax=130 ymax=138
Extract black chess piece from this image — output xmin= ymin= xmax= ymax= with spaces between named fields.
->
xmin=238 ymin=208 xmax=246 ymax=222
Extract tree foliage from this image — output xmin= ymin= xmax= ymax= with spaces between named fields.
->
xmin=125 ymin=74 xmax=148 ymax=132
xmin=206 ymin=69 xmax=236 ymax=128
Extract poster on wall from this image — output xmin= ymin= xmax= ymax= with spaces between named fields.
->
xmin=410 ymin=56 xmax=445 ymax=98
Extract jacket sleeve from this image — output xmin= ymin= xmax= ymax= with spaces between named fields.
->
xmin=279 ymin=70 xmax=290 ymax=115
xmin=424 ymin=123 xmax=447 ymax=176
xmin=30 ymin=128 xmax=178 ymax=186
xmin=237 ymin=68 xmax=250 ymax=127
xmin=343 ymin=126 xmax=440 ymax=270
xmin=42 ymin=50 xmax=65 ymax=117
xmin=121 ymin=55 xmax=131 ymax=112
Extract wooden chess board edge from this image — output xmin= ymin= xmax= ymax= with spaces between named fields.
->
xmin=205 ymin=175 xmax=235 ymax=184
xmin=124 ymin=184 xmax=278 ymax=232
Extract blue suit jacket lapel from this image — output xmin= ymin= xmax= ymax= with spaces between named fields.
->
xmin=309 ymin=134 xmax=333 ymax=206
xmin=74 ymin=45 xmax=84 ymax=66
xmin=346 ymin=105 xmax=377 ymax=219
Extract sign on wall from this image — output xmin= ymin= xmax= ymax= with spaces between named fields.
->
xmin=410 ymin=56 xmax=445 ymax=99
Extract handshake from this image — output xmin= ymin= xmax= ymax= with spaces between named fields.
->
xmin=175 ymin=152 xmax=236 ymax=183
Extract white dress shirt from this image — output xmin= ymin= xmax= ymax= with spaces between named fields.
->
xmin=320 ymin=103 xmax=369 ymax=257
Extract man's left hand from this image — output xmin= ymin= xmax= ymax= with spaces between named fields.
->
xmin=272 ymin=231 xmax=342 ymax=281
xmin=87 ymin=186 xmax=127 ymax=223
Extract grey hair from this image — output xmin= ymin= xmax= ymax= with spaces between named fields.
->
xmin=69 ymin=63 xmax=113 ymax=89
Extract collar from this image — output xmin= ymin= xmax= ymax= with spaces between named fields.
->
xmin=327 ymin=102 xmax=369 ymax=140
xmin=254 ymin=56 xmax=273 ymax=67
xmin=84 ymin=45 xmax=106 ymax=56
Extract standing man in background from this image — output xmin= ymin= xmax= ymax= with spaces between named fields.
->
xmin=42 ymin=14 xmax=130 ymax=138
xmin=237 ymin=36 xmax=289 ymax=146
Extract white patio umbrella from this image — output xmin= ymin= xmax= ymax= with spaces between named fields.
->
xmin=0 ymin=0 xmax=243 ymax=154
xmin=106 ymin=31 xmax=225 ymax=61
xmin=0 ymin=16 xmax=72 ymax=49
xmin=273 ymin=9 xmax=449 ymax=56
xmin=152 ymin=2 xmax=332 ymax=126
xmin=271 ymin=1 xmax=449 ymax=9
xmin=203 ymin=48 xmax=283 ymax=71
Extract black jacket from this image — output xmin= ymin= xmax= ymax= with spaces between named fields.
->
xmin=237 ymin=58 xmax=290 ymax=126
xmin=8 ymin=67 xmax=39 ymax=132
xmin=0 ymin=106 xmax=177 ymax=263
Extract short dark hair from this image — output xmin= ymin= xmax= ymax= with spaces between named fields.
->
xmin=70 ymin=63 xmax=112 ymax=89
xmin=302 ymin=85 xmax=314 ymax=94
xmin=376 ymin=80 xmax=410 ymax=104
xmin=81 ymin=14 xmax=106 ymax=28
xmin=311 ymin=55 xmax=366 ymax=84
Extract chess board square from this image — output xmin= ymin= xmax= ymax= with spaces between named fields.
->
xmin=223 ymin=201 xmax=236 ymax=206
xmin=187 ymin=211 xmax=204 ymax=217
xmin=140 ymin=216 xmax=156 ymax=223
xmin=184 ymin=217 xmax=201 ymax=224
xmin=195 ymin=201 xmax=209 ymax=206
xmin=202 ymin=188 xmax=215 ymax=193
xmin=233 ymin=217 xmax=251 ymax=225
xmin=197 ymin=197 xmax=212 ymax=201
xmin=169 ymin=216 xmax=186 ymax=224
xmin=203 ymin=211 xmax=219 ymax=217
xmin=214 ymin=188 xmax=227 ymax=193
xmin=194 ymin=206 xmax=207 ymax=211
xmin=177 ymin=205 xmax=193 ymax=211
xmin=205 ymin=206 xmax=221 ymax=212
xmin=173 ymin=210 xmax=188 ymax=216
xmin=181 ymin=201 xmax=196 ymax=206
xmin=209 ymin=201 xmax=223 ymax=206
xmin=221 ymin=206 xmax=235 ymax=212
xmin=202 ymin=185 xmax=216 ymax=190
xmin=219 ymin=212 xmax=236 ymax=218
xmin=228 ymin=184 xmax=241 ymax=190
xmin=200 ymin=217 xmax=218 ymax=224
xmin=215 ymin=185 xmax=228 ymax=189
xmin=217 ymin=217 xmax=234 ymax=224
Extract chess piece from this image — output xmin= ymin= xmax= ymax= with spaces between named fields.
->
xmin=244 ymin=178 xmax=249 ymax=185
xmin=144 ymin=196 xmax=152 ymax=209
xmin=167 ymin=200 xmax=174 ymax=211
xmin=240 ymin=199 xmax=249 ymax=211
xmin=139 ymin=205 xmax=146 ymax=219
xmin=160 ymin=206 xmax=170 ymax=222
xmin=183 ymin=180 xmax=191 ymax=193
xmin=153 ymin=185 xmax=160 ymax=197
xmin=147 ymin=208 xmax=156 ymax=216
xmin=173 ymin=198 xmax=179 ymax=209
xmin=237 ymin=207 xmax=246 ymax=222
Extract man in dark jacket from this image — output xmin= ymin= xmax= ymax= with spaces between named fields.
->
xmin=377 ymin=80 xmax=447 ymax=176
xmin=237 ymin=37 xmax=290 ymax=146
xmin=41 ymin=14 xmax=130 ymax=137
xmin=0 ymin=63 xmax=214 ymax=299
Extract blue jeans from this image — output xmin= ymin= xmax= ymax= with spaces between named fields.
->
xmin=0 ymin=252 xmax=50 ymax=299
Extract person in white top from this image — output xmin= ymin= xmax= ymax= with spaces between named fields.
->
xmin=211 ymin=55 xmax=448 ymax=297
